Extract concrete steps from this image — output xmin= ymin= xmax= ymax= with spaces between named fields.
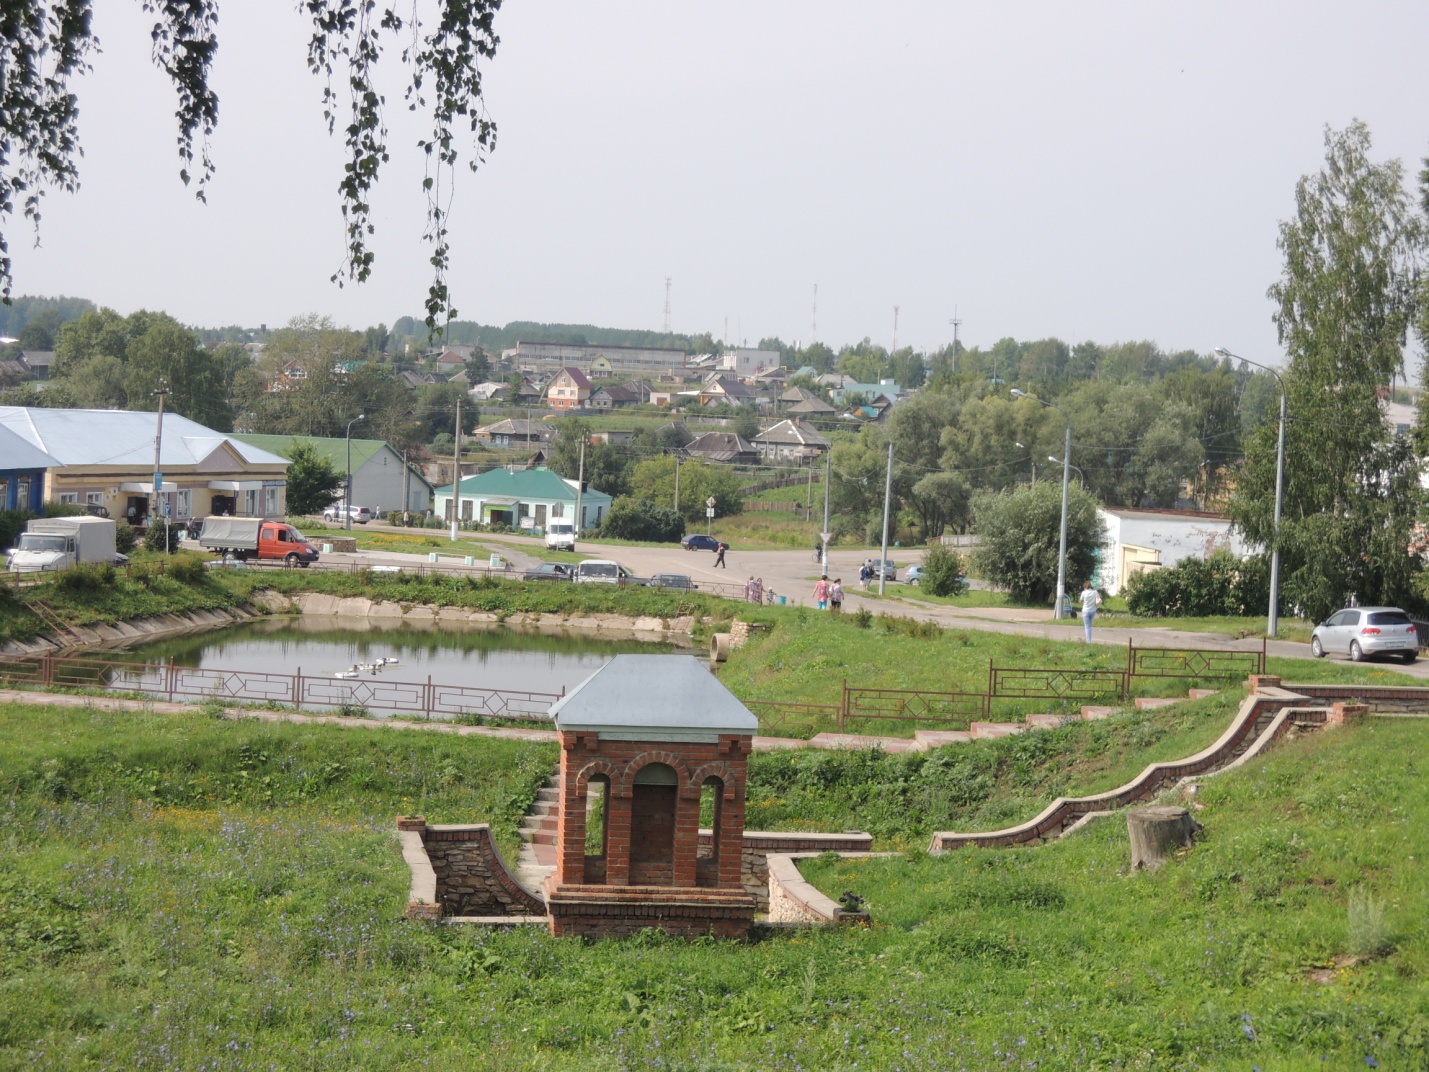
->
xmin=515 ymin=774 xmax=562 ymax=893
xmin=1134 ymin=697 xmax=1181 ymax=710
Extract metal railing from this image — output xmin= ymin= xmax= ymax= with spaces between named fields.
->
xmin=0 ymin=653 xmax=563 ymax=722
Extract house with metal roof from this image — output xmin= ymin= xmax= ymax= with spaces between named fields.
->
xmin=472 ymin=418 xmax=555 ymax=448
xmin=0 ymin=406 xmax=288 ymax=525
xmin=684 ymin=431 xmax=757 ymax=465
xmin=433 ymin=466 xmax=613 ymax=532
xmin=233 ymin=434 xmax=433 ymax=516
xmin=0 ymin=423 xmax=61 ymax=511
xmin=831 ymin=379 xmax=903 ymax=406
xmin=548 ymin=367 xmax=592 ymax=411
xmin=752 ymin=418 xmax=829 ymax=464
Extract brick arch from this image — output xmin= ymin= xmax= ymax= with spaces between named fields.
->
xmin=574 ymin=758 xmax=626 ymax=791
xmin=689 ymin=761 xmax=742 ymax=800
xmin=622 ymin=750 xmax=695 ymax=792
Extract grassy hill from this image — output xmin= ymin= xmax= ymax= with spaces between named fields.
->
xmin=2 ymin=696 xmax=1425 ymax=1069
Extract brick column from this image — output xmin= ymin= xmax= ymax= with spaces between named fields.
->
xmin=605 ymin=785 xmax=632 ymax=886
xmin=671 ymin=783 xmax=701 ymax=888
xmin=1246 ymin=674 xmax=1282 ymax=693
xmin=1328 ymin=701 xmax=1369 ymax=726
xmin=555 ymin=736 xmax=586 ymax=884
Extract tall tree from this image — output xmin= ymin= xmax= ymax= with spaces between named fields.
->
xmin=2 ymin=2 xmax=501 ymax=331
xmin=1233 ymin=121 xmax=1425 ymax=620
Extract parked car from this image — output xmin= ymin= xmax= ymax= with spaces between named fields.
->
xmin=523 ymin=562 xmax=574 ymax=582
xmin=574 ymin=559 xmax=639 ymax=584
xmin=1310 ymin=606 xmax=1418 ymax=663
xmin=904 ymin=565 xmax=923 ymax=586
xmin=647 ymin=573 xmax=695 ymax=590
xmin=869 ymin=558 xmax=897 ymax=582
xmin=681 ymin=534 xmax=721 ymax=551
xmin=323 ymin=504 xmax=373 ymax=524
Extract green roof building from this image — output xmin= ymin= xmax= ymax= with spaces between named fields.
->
xmin=232 ymin=434 xmax=433 ymax=516
xmin=433 ymin=466 xmax=613 ymax=532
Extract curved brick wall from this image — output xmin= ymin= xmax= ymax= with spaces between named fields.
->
xmin=398 ymin=819 xmax=545 ymax=918
xmin=929 ymin=689 xmax=1311 ymax=852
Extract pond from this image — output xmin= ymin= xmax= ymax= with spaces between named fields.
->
xmin=121 ymin=616 xmax=676 ymax=696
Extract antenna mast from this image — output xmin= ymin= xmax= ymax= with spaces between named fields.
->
xmin=663 ymin=277 xmax=672 ymax=333
xmin=891 ymin=305 xmax=900 ymax=353
xmin=948 ymin=306 xmax=962 ymax=372
xmin=810 ymin=283 xmax=818 ymax=341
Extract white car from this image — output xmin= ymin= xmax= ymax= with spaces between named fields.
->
xmin=323 ymin=504 xmax=373 ymax=524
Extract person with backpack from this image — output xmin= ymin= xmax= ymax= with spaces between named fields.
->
xmin=714 ymin=542 xmax=727 ymax=568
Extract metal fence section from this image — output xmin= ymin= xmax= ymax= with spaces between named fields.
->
xmin=742 ymin=700 xmax=840 ymax=739
xmin=988 ymin=665 xmax=1128 ymax=703
xmin=0 ymin=654 xmax=563 ymax=723
xmin=1126 ymin=638 xmax=1266 ymax=681
xmin=842 ymin=683 xmax=988 ymax=728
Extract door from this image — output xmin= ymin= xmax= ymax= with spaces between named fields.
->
xmin=628 ymin=763 xmax=678 ymax=886
xmin=1326 ymin=610 xmax=1359 ymax=654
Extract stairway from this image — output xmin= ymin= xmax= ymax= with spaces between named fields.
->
xmin=514 ymin=774 xmax=561 ymax=893
xmin=24 ymin=599 xmax=82 ymax=648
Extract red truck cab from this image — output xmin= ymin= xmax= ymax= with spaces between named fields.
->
xmin=257 ymin=522 xmax=319 ymax=565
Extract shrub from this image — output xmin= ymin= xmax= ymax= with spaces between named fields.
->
xmin=114 ymin=520 xmax=137 ymax=554
xmin=1347 ymin=887 xmax=1391 ymax=957
xmin=919 ymin=545 xmax=968 ymax=597
xmin=143 ymin=521 xmax=182 ymax=553
xmin=56 ymin=562 xmax=115 ymax=591
xmin=0 ymin=508 xmax=34 ymax=551
xmin=972 ymin=483 xmax=1106 ymax=604
xmin=600 ymin=497 xmax=685 ymax=542
xmin=165 ymin=553 xmax=209 ymax=585
xmin=1123 ymin=550 xmax=1269 ymax=617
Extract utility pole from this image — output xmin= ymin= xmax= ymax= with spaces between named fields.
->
xmin=575 ymin=438 xmax=586 ymax=539
xmin=151 ymin=382 xmax=168 ymax=544
xmin=402 ymin=449 xmax=410 ymax=521
xmin=450 ymin=397 xmax=461 ymax=540
xmin=891 ymin=305 xmax=899 ymax=354
xmin=663 ymin=277 xmax=672 ymax=334
xmin=673 ymin=451 xmax=680 ymax=514
xmin=948 ymin=307 xmax=961 ymax=373
xmin=820 ymin=449 xmax=832 ymax=572
xmin=810 ymin=283 xmax=818 ymax=342
xmin=878 ymin=439 xmax=894 ymax=595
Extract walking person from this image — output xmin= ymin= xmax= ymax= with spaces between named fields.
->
xmin=746 ymin=576 xmax=759 ymax=603
xmin=752 ymin=577 xmax=764 ymax=605
xmin=1080 ymin=580 xmax=1101 ymax=643
xmin=830 ymin=578 xmax=844 ymax=613
xmin=813 ymin=575 xmax=831 ymax=610
xmin=858 ymin=562 xmax=870 ymax=591
xmin=714 ymin=541 xmax=727 ymax=568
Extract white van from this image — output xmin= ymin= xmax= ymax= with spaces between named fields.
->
xmin=546 ymin=520 xmax=576 ymax=550
xmin=575 ymin=559 xmax=638 ymax=585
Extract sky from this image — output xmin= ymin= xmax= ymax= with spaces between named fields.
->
xmin=11 ymin=1 xmax=1429 ymax=364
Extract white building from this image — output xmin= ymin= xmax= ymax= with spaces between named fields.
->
xmin=719 ymin=348 xmax=780 ymax=378
xmin=1096 ymin=507 xmax=1252 ymax=595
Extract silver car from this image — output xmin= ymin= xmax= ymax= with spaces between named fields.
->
xmin=1310 ymin=606 xmax=1419 ymax=663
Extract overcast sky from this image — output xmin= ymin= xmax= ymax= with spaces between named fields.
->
xmin=13 ymin=2 xmax=1429 ymax=363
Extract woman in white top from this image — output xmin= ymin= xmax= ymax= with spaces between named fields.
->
xmin=1080 ymin=581 xmax=1100 ymax=642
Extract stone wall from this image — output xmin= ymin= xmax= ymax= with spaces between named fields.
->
xmin=695 ymin=830 xmax=874 ymax=909
xmin=545 ymin=884 xmax=756 ymax=939
xmin=765 ymin=853 xmax=871 ymax=927
xmin=397 ymin=817 xmax=544 ymax=919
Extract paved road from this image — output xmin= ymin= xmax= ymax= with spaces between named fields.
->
xmin=294 ymin=521 xmax=1429 ymax=681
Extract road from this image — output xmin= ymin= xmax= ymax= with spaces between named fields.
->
xmin=301 ymin=520 xmax=1429 ymax=681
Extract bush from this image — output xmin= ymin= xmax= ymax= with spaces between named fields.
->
xmin=600 ymin=497 xmax=685 ymax=542
xmin=972 ymin=483 xmax=1106 ymax=604
xmin=0 ymin=508 xmax=33 ymax=551
xmin=1123 ymin=550 xmax=1269 ymax=617
xmin=56 ymin=562 xmax=115 ymax=591
xmin=143 ymin=521 xmax=182 ymax=554
xmin=919 ymin=545 xmax=968 ymax=597
xmin=114 ymin=520 xmax=137 ymax=554
xmin=165 ymin=553 xmax=209 ymax=585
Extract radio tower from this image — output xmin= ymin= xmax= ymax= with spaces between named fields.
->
xmin=891 ymin=305 xmax=900 ymax=353
xmin=662 ymin=277 xmax=672 ymax=333
xmin=948 ymin=306 xmax=962 ymax=371
xmin=810 ymin=283 xmax=818 ymax=341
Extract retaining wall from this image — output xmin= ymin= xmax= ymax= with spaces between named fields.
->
xmin=397 ymin=817 xmax=544 ymax=919
xmin=765 ymin=853 xmax=871 ymax=926
xmin=929 ymin=686 xmax=1313 ymax=851
xmin=696 ymin=830 xmax=874 ymax=909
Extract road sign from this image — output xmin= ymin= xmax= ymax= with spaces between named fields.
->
xmin=820 ymin=532 xmax=832 ymax=543
xmin=706 ymin=507 xmax=715 ymax=518
xmin=163 ymin=501 xmax=172 ymax=517
xmin=705 ymin=496 xmax=716 ymax=508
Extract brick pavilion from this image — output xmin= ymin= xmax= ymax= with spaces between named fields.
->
xmin=544 ymin=654 xmax=759 ymax=938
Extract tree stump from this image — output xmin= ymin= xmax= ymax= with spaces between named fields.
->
xmin=1127 ymin=806 xmax=1199 ymax=871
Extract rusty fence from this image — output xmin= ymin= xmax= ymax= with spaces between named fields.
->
xmin=0 ymin=638 xmax=1268 ymax=738
xmin=0 ymin=654 xmax=563 ymax=722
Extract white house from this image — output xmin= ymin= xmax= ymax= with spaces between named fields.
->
xmin=434 ymin=466 xmax=614 ymax=532
xmin=1095 ymin=506 xmax=1252 ymax=595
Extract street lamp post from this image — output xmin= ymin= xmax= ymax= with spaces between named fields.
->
xmin=1048 ymin=456 xmax=1085 ymax=490
xmin=345 ymin=414 xmax=365 ymax=530
xmin=1215 ymin=346 xmax=1287 ymax=638
xmin=1012 ymin=389 xmax=1072 ymax=619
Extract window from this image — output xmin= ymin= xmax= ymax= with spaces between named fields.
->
xmin=177 ymin=490 xmax=192 ymax=518
xmin=58 ymin=492 xmax=77 ymax=505
xmin=551 ymin=501 xmax=564 ymax=518
xmin=86 ymin=492 xmax=103 ymax=506
xmin=242 ymin=489 xmax=258 ymax=515
xmin=264 ymin=487 xmax=281 ymax=516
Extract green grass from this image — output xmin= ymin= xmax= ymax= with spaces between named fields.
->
xmin=716 ymin=603 xmax=1411 ymax=713
xmin=798 ymin=718 xmax=1429 ymax=1069
xmin=3 ymin=699 xmax=1427 ymax=1068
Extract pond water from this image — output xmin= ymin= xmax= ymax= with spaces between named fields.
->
xmin=118 ymin=616 xmax=677 ymax=697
